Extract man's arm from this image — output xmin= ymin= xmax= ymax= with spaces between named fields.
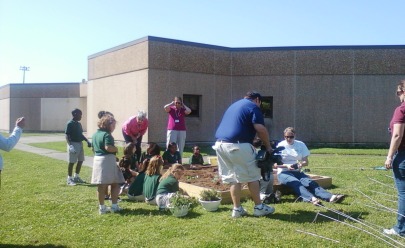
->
xmin=253 ymin=123 xmax=272 ymax=152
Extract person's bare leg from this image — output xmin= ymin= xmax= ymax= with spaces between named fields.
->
xmin=247 ymin=180 xmax=262 ymax=205
xmin=68 ymin=163 xmax=74 ymax=177
xmin=110 ymin=183 xmax=120 ymax=204
xmin=230 ymin=183 xmax=241 ymax=208
xmin=75 ymin=161 xmax=83 ymax=174
xmin=97 ymin=184 xmax=108 ymax=205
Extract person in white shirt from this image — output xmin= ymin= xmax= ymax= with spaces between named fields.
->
xmin=0 ymin=117 xmax=25 ymax=188
xmin=275 ymin=127 xmax=344 ymax=206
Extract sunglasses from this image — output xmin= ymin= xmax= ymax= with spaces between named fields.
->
xmin=175 ymin=102 xmax=182 ymax=104
xmin=284 ymin=136 xmax=295 ymax=139
xmin=397 ymin=90 xmax=403 ymax=96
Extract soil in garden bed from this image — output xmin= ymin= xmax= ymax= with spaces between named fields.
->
xmin=178 ymin=165 xmax=231 ymax=191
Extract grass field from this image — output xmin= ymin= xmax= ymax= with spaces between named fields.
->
xmin=1 ymin=144 xmax=404 ymax=247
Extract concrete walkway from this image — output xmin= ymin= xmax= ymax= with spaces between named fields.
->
xmin=14 ymin=134 xmax=215 ymax=167
xmin=15 ymin=134 xmax=94 ymax=167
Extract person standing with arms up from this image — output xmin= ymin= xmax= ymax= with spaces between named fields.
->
xmin=164 ymin=96 xmax=191 ymax=157
xmin=65 ymin=108 xmax=91 ymax=186
xmin=384 ymin=79 xmax=405 ymax=237
xmin=213 ymin=91 xmax=275 ymax=218
xmin=0 ymin=117 xmax=25 ymax=188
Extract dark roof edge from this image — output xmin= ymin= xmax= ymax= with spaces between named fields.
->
xmin=1 ymin=82 xmax=80 ymax=88
xmin=88 ymin=36 xmax=405 ymax=59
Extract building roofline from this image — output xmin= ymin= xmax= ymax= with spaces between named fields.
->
xmin=0 ymin=82 xmax=81 ymax=90
xmin=88 ymin=35 xmax=405 ymax=59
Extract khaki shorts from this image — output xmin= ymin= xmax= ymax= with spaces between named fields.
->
xmin=213 ymin=141 xmax=260 ymax=184
xmin=67 ymin=142 xmax=84 ymax=163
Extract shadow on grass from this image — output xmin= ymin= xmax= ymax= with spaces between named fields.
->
xmin=274 ymin=209 xmax=370 ymax=224
xmin=113 ymin=207 xmax=204 ymax=218
xmin=74 ymin=183 xmax=97 ymax=188
xmin=0 ymin=245 xmax=67 ymax=248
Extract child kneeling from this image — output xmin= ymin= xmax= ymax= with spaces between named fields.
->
xmin=156 ymin=164 xmax=185 ymax=210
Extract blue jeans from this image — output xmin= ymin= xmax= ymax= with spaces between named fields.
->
xmin=277 ymin=170 xmax=332 ymax=202
xmin=392 ymin=151 xmax=405 ymax=235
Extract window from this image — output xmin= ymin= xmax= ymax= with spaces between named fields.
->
xmin=261 ymin=96 xmax=273 ymax=118
xmin=183 ymin=94 xmax=201 ymax=117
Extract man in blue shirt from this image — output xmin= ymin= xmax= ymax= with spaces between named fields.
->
xmin=214 ymin=91 xmax=275 ymax=218
xmin=0 ymin=117 xmax=25 ymax=189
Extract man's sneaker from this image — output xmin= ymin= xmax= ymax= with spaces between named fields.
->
xmin=231 ymin=207 xmax=248 ymax=218
xmin=67 ymin=178 xmax=76 ymax=186
xmin=99 ymin=206 xmax=111 ymax=215
xmin=253 ymin=203 xmax=275 ymax=217
xmin=383 ymin=228 xmax=403 ymax=236
xmin=73 ymin=176 xmax=85 ymax=184
xmin=111 ymin=205 xmax=122 ymax=213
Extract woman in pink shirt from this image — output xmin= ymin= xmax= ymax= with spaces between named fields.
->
xmin=164 ymin=96 xmax=191 ymax=156
xmin=122 ymin=111 xmax=148 ymax=163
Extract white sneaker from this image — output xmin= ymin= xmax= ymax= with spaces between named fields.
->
xmin=111 ymin=205 xmax=122 ymax=213
xmin=383 ymin=228 xmax=402 ymax=236
xmin=231 ymin=207 xmax=248 ymax=218
xmin=99 ymin=206 xmax=111 ymax=215
xmin=67 ymin=178 xmax=76 ymax=186
xmin=253 ymin=203 xmax=275 ymax=217
xmin=73 ymin=176 xmax=85 ymax=183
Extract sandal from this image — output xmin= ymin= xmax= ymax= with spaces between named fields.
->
xmin=311 ymin=198 xmax=323 ymax=206
xmin=330 ymin=194 xmax=345 ymax=203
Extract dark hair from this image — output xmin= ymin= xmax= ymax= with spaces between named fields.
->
xmin=124 ymin=143 xmax=136 ymax=157
xmin=72 ymin=108 xmax=82 ymax=116
xmin=244 ymin=91 xmax=262 ymax=101
xmin=167 ymin=142 xmax=177 ymax=150
xmin=147 ymin=142 xmax=161 ymax=156
xmin=118 ymin=157 xmax=131 ymax=169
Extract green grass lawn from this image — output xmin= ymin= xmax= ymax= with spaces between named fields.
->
xmin=1 ymin=145 xmax=404 ymax=247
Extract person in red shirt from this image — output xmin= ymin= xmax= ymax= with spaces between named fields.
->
xmin=164 ymin=97 xmax=191 ymax=157
xmin=122 ymin=111 xmax=148 ymax=163
xmin=384 ymin=79 xmax=405 ymax=237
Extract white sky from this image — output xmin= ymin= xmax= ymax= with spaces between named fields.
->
xmin=0 ymin=0 xmax=404 ymax=86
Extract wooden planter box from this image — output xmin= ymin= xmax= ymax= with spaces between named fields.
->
xmin=180 ymin=172 xmax=332 ymax=204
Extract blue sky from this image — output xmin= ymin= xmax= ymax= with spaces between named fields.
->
xmin=0 ymin=0 xmax=404 ymax=86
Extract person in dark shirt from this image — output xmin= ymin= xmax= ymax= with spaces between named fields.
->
xmin=163 ymin=142 xmax=182 ymax=167
xmin=65 ymin=108 xmax=91 ymax=186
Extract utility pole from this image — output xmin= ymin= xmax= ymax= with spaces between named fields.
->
xmin=19 ymin=66 xmax=30 ymax=84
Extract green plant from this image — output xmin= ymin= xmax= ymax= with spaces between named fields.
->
xmin=169 ymin=191 xmax=193 ymax=207
xmin=199 ymin=189 xmax=221 ymax=201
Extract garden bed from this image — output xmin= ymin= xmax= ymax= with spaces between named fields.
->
xmin=179 ymin=164 xmax=332 ymax=204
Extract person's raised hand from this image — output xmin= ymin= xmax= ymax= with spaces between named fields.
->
xmin=16 ymin=117 xmax=25 ymax=128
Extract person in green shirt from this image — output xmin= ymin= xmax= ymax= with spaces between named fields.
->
xmin=156 ymin=164 xmax=185 ymax=210
xmin=65 ymin=109 xmax=92 ymax=185
xmin=90 ymin=113 xmax=125 ymax=214
xmin=189 ymin=145 xmax=204 ymax=167
xmin=127 ymin=158 xmax=151 ymax=201
xmin=143 ymin=155 xmax=163 ymax=205
xmin=162 ymin=142 xmax=182 ymax=167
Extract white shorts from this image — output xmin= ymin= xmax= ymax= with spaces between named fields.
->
xmin=156 ymin=193 xmax=175 ymax=209
xmin=67 ymin=142 xmax=84 ymax=163
xmin=213 ymin=141 xmax=260 ymax=184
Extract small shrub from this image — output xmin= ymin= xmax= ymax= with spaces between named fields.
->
xmin=199 ymin=189 xmax=221 ymax=201
xmin=169 ymin=192 xmax=193 ymax=207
